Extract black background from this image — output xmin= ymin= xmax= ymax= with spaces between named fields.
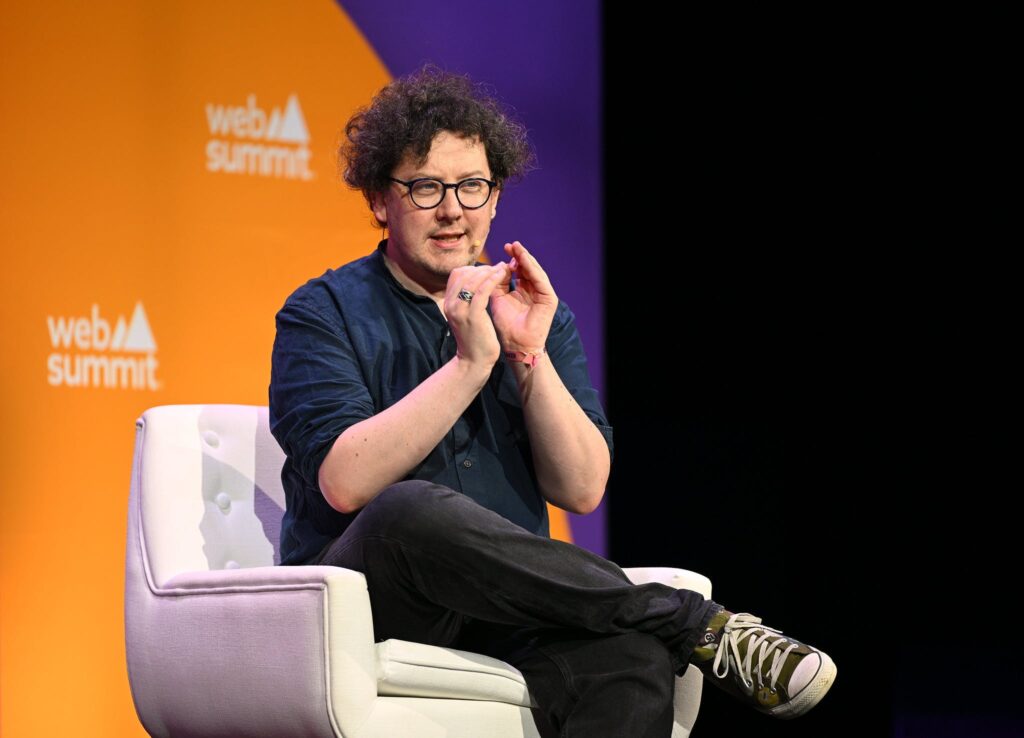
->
xmin=603 ymin=10 xmax=1014 ymax=738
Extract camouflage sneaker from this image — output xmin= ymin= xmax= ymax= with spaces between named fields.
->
xmin=690 ymin=610 xmax=837 ymax=719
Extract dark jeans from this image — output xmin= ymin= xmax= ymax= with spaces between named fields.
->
xmin=311 ymin=480 xmax=722 ymax=738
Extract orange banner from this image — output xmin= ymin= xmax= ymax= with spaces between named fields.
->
xmin=1 ymin=3 xmax=384 ymax=735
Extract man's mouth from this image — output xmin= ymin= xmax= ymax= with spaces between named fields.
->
xmin=431 ymin=233 xmax=465 ymax=248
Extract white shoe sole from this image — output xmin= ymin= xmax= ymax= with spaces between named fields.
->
xmin=769 ymin=652 xmax=838 ymax=719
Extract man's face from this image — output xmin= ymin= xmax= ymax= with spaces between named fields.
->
xmin=372 ymin=130 xmax=500 ymax=296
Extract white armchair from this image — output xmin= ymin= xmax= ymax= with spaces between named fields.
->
xmin=124 ymin=404 xmax=712 ymax=737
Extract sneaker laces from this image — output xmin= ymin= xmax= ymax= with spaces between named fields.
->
xmin=710 ymin=612 xmax=800 ymax=694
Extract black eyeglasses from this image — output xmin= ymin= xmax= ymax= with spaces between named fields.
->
xmin=388 ymin=176 xmax=497 ymax=209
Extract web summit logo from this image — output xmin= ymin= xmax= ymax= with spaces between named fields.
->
xmin=46 ymin=302 xmax=161 ymax=390
xmin=205 ymin=93 xmax=314 ymax=181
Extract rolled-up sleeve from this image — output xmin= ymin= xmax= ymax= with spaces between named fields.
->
xmin=268 ymin=295 xmax=375 ymax=493
xmin=544 ymin=301 xmax=615 ymax=464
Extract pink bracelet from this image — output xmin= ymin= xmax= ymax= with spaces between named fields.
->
xmin=504 ymin=348 xmax=547 ymax=368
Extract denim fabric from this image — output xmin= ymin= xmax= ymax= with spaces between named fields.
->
xmin=312 ymin=480 xmax=722 ymax=738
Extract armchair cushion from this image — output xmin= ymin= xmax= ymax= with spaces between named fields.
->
xmin=377 ymin=639 xmax=535 ymax=708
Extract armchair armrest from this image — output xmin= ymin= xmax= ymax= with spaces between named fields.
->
xmin=126 ymin=564 xmax=377 ymax=738
xmin=621 ymin=567 xmax=712 ymax=599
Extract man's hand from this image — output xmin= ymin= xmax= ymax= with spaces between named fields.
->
xmin=445 ymin=262 xmax=509 ymax=371
xmin=490 ymin=241 xmax=558 ymax=355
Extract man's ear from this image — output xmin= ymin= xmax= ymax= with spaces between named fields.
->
xmin=490 ymin=188 xmax=500 ymax=219
xmin=371 ymin=191 xmax=387 ymax=227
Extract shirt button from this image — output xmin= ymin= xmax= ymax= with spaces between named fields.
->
xmin=462 ymin=459 xmax=473 ymax=468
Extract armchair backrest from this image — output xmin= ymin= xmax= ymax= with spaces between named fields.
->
xmin=132 ymin=404 xmax=286 ymax=586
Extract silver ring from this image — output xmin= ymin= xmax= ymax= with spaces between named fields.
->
xmin=457 ymin=289 xmax=474 ymax=303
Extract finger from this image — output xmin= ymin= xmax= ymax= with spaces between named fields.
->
xmin=509 ymin=242 xmax=551 ymax=286
xmin=506 ymin=241 xmax=537 ymax=271
xmin=459 ymin=263 xmax=507 ymax=293
xmin=446 ymin=265 xmax=478 ymax=293
xmin=467 ymin=265 xmax=510 ymax=307
xmin=503 ymin=243 xmax=519 ymax=274
xmin=488 ymin=260 xmax=513 ymax=294
xmin=514 ymin=241 xmax=543 ymax=272
xmin=448 ymin=264 xmax=498 ymax=295
xmin=446 ymin=268 xmax=478 ymax=310
xmin=457 ymin=266 xmax=508 ymax=312
xmin=450 ymin=265 xmax=507 ymax=311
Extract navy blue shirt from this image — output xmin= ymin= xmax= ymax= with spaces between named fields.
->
xmin=269 ymin=239 xmax=614 ymax=566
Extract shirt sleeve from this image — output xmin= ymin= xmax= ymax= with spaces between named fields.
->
xmin=268 ymin=294 xmax=376 ymax=494
xmin=544 ymin=300 xmax=615 ymax=464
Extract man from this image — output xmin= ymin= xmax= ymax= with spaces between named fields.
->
xmin=269 ymin=64 xmax=836 ymax=736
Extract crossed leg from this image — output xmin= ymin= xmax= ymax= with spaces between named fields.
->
xmin=311 ymin=480 xmax=719 ymax=736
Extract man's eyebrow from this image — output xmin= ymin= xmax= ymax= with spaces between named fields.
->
xmin=407 ymin=170 xmax=488 ymax=179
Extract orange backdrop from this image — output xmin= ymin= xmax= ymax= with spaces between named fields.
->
xmin=0 ymin=2 xmax=573 ymax=735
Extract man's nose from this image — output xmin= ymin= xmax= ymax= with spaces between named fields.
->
xmin=436 ymin=186 xmax=463 ymax=219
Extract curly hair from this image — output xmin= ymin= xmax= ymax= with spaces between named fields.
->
xmin=340 ymin=63 xmax=537 ymax=228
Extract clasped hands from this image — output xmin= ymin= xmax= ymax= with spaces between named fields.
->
xmin=444 ymin=240 xmax=557 ymax=370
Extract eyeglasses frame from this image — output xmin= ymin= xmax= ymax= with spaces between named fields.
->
xmin=388 ymin=176 xmax=498 ymax=210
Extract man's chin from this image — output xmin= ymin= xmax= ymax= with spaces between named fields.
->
xmin=425 ymin=246 xmax=483 ymax=281
xmin=438 ymin=249 xmax=480 ymax=269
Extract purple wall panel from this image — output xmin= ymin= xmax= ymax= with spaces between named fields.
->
xmin=337 ymin=0 xmax=607 ymax=554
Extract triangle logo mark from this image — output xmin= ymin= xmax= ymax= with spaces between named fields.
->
xmin=274 ymin=94 xmax=309 ymax=144
xmin=123 ymin=301 xmax=157 ymax=352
